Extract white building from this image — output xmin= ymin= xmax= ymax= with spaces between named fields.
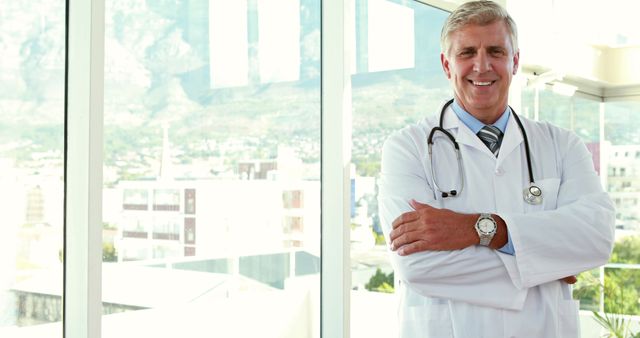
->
xmin=607 ymin=144 xmax=640 ymax=231
xmin=112 ymin=178 xmax=320 ymax=262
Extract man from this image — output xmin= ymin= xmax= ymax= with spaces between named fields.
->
xmin=378 ymin=1 xmax=615 ymax=337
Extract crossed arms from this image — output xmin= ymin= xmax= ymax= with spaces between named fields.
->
xmin=378 ymin=125 xmax=614 ymax=309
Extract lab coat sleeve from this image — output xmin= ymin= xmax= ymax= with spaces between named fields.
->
xmin=378 ymin=129 xmax=528 ymax=310
xmin=499 ymin=127 xmax=615 ymax=289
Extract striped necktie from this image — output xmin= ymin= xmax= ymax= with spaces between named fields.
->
xmin=477 ymin=125 xmax=503 ymax=157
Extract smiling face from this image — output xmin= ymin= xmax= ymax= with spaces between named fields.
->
xmin=441 ymin=20 xmax=519 ymax=124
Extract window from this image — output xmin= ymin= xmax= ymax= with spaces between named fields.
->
xmin=521 ymin=89 xmax=640 ymax=317
xmin=284 ymin=216 xmax=304 ymax=233
xmin=123 ymin=189 xmax=149 ymax=210
xmin=283 ymin=190 xmax=304 ymax=209
xmin=102 ymin=0 xmax=320 ymax=336
xmin=6 ymin=0 xmax=638 ymax=336
xmin=184 ymin=189 xmax=196 ymax=214
xmin=152 ymin=189 xmax=180 ymax=211
xmin=122 ymin=217 xmax=149 ymax=239
xmin=0 ymin=1 xmax=65 ymax=335
xmin=184 ymin=218 xmax=196 ymax=245
xmin=349 ymin=1 xmax=450 ymax=336
xmin=152 ymin=217 xmax=181 ymax=240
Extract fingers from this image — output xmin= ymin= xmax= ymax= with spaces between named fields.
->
xmin=389 ymin=224 xmax=413 ymax=244
xmin=389 ymin=202 xmax=435 ymax=254
xmin=390 ymin=230 xmax=418 ymax=251
xmin=561 ymin=276 xmax=577 ymax=284
xmin=392 ymin=210 xmax=419 ymax=229
xmin=392 ymin=201 xmax=435 ymax=229
xmin=389 ymin=226 xmax=401 ymax=242
xmin=395 ymin=240 xmax=428 ymax=256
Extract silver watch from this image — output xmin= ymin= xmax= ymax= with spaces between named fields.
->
xmin=475 ymin=213 xmax=497 ymax=246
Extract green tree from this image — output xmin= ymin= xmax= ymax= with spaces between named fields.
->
xmin=594 ymin=272 xmax=640 ymax=338
xmin=610 ymin=236 xmax=640 ymax=264
xmin=573 ymin=236 xmax=640 ymax=337
xmin=102 ymin=242 xmax=118 ymax=262
xmin=605 ymin=269 xmax=640 ymax=315
xmin=365 ymin=268 xmax=394 ymax=293
xmin=573 ymin=269 xmax=601 ymax=311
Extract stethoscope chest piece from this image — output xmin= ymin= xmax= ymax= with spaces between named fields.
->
xmin=523 ymin=183 xmax=543 ymax=205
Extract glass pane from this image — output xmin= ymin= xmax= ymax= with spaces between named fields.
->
xmin=524 ymin=89 xmax=640 ymax=317
xmin=603 ymin=100 xmax=640 ymax=316
xmin=537 ymin=89 xmax=600 ymax=143
xmin=349 ymin=1 xmax=449 ymax=337
xmin=0 ymin=1 xmax=65 ymax=337
xmin=605 ymin=101 xmax=640 ymax=238
xmin=519 ymin=87 xmax=608 ymax=312
xmin=102 ymin=0 xmax=320 ymax=336
xmin=603 ymin=267 xmax=640 ymax=315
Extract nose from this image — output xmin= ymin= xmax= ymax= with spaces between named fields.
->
xmin=472 ymin=51 xmax=491 ymax=73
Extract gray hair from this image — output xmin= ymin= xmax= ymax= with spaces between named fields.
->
xmin=440 ymin=1 xmax=518 ymax=56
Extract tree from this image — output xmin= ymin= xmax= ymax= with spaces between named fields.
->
xmin=102 ymin=242 xmax=118 ymax=262
xmin=610 ymin=236 xmax=640 ymax=264
xmin=365 ymin=268 xmax=394 ymax=293
xmin=573 ymin=236 xmax=640 ymax=337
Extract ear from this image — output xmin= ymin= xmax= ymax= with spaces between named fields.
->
xmin=441 ymin=53 xmax=451 ymax=79
xmin=512 ymin=50 xmax=520 ymax=75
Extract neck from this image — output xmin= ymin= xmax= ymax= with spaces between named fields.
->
xmin=456 ymin=100 xmax=507 ymax=125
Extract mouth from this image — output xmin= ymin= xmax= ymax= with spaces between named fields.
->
xmin=468 ymin=80 xmax=496 ymax=87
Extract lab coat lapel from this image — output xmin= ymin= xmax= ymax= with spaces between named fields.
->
xmin=496 ymin=114 xmax=524 ymax=166
xmin=441 ymin=105 xmax=492 ymax=155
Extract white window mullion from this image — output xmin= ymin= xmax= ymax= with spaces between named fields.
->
xmin=65 ymin=0 xmax=105 ymax=337
xmin=321 ymin=0 xmax=352 ymax=337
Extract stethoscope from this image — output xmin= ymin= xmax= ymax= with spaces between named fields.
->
xmin=427 ymin=99 xmax=543 ymax=205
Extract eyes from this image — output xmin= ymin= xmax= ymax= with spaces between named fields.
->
xmin=456 ymin=47 xmax=507 ymax=58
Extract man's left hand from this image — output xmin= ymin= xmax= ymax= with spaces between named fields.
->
xmin=389 ymin=200 xmax=477 ymax=255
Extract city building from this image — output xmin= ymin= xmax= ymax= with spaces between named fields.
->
xmin=607 ymin=144 xmax=640 ymax=231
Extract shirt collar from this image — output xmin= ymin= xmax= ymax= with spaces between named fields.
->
xmin=451 ymin=99 xmax=510 ymax=134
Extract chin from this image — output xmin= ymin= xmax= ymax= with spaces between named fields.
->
xmin=467 ymin=100 xmax=497 ymax=110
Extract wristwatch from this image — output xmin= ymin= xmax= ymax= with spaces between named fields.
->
xmin=475 ymin=213 xmax=497 ymax=246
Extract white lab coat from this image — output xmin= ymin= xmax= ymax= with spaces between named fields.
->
xmin=378 ymin=102 xmax=615 ymax=338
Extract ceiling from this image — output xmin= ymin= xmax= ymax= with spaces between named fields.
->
xmin=416 ymin=0 xmax=640 ymax=100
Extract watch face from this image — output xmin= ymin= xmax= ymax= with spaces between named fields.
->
xmin=478 ymin=219 xmax=496 ymax=234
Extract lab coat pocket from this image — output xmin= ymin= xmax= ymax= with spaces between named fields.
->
xmin=525 ymin=178 xmax=560 ymax=212
xmin=558 ymin=299 xmax=580 ymax=338
xmin=401 ymin=304 xmax=453 ymax=338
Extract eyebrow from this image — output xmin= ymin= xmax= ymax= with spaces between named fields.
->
xmin=456 ymin=45 xmax=507 ymax=54
xmin=487 ymin=46 xmax=507 ymax=52
xmin=457 ymin=47 xmax=476 ymax=54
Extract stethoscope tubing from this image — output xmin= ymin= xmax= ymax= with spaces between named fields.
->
xmin=511 ymin=111 xmax=534 ymax=185
xmin=428 ymin=99 xmax=537 ymax=197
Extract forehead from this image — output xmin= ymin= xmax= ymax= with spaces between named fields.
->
xmin=449 ymin=21 xmax=512 ymax=49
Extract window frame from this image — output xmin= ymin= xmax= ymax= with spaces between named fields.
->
xmin=321 ymin=0 xmax=353 ymax=336
xmin=64 ymin=0 xmax=105 ymax=337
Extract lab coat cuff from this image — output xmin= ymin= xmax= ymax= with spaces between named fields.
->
xmin=495 ymin=213 xmax=525 ymax=289
xmin=497 ymin=230 xmax=515 ymax=255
